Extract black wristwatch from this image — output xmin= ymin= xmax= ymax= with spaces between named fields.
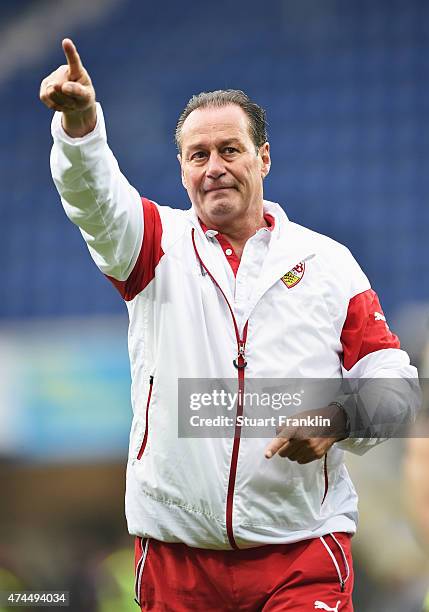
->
xmin=329 ymin=401 xmax=351 ymax=439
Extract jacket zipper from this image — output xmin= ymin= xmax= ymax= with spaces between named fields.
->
xmin=192 ymin=228 xmax=248 ymax=550
xmin=226 ymin=322 xmax=248 ymax=549
xmin=137 ymin=376 xmax=154 ymax=460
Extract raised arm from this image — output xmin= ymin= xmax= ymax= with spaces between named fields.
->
xmin=40 ymin=39 xmax=146 ymax=286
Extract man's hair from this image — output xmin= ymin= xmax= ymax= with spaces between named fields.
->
xmin=175 ymin=89 xmax=268 ymax=153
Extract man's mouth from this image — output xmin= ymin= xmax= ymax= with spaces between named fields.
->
xmin=204 ymin=186 xmax=235 ymax=193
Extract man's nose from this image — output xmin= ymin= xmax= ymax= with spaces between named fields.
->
xmin=206 ymin=153 xmax=226 ymax=179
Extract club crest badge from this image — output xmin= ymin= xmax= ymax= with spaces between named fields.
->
xmin=281 ymin=262 xmax=305 ymax=288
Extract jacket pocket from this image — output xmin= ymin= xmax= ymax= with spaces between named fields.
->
xmin=319 ymin=533 xmax=350 ymax=592
xmin=321 ymin=453 xmax=329 ymax=505
xmin=137 ymin=376 xmax=154 ymax=460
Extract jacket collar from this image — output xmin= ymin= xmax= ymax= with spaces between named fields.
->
xmin=186 ymin=201 xmax=316 ymax=326
xmin=186 ymin=199 xmax=279 ymax=236
xmin=187 ymin=199 xmax=315 ymax=268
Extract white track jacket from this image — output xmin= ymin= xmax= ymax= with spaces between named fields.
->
xmin=50 ymin=105 xmax=418 ymax=550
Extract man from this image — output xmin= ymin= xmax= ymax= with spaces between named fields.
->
xmin=40 ymin=39 xmax=418 ymax=611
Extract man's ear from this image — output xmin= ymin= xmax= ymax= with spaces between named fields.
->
xmin=177 ymin=153 xmax=187 ymax=189
xmin=259 ymin=142 xmax=271 ymax=179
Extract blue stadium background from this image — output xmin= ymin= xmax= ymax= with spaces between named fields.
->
xmin=0 ymin=0 xmax=427 ymax=320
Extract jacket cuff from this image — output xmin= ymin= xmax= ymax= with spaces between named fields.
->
xmin=51 ymin=102 xmax=106 ymax=145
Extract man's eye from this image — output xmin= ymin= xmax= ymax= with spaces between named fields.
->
xmin=190 ymin=151 xmax=207 ymax=160
xmin=223 ymin=147 xmax=238 ymax=154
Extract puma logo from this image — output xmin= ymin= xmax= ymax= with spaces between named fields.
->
xmin=374 ymin=311 xmax=390 ymax=329
xmin=314 ymin=601 xmax=341 ymax=611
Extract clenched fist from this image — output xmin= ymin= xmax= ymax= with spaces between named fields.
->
xmin=40 ymin=38 xmax=96 ymax=137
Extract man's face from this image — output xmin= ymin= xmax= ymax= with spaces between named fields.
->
xmin=178 ymin=104 xmax=271 ymax=229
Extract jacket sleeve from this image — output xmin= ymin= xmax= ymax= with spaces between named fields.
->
xmin=50 ymin=103 xmax=164 ymax=299
xmin=334 ymin=250 xmax=420 ymax=455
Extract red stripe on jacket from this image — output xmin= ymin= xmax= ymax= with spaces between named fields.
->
xmin=340 ymin=288 xmax=400 ymax=371
xmin=107 ymin=198 xmax=164 ymax=300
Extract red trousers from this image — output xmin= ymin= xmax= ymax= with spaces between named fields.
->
xmin=134 ymin=533 xmax=353 ymax=611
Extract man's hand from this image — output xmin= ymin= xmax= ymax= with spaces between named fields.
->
xmin=39 ymin=38 xmax=96 ymax=137
xmin=264 ymin=403 xmax=348 ymax=464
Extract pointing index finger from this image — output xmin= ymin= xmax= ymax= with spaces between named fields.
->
xmin=265 ymin=437 xmax=290 ymax=459
xmin=265 ymin=424 xmax=297 ymax=458
xmin=62 ymin=38 xmax=83 ymax=80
